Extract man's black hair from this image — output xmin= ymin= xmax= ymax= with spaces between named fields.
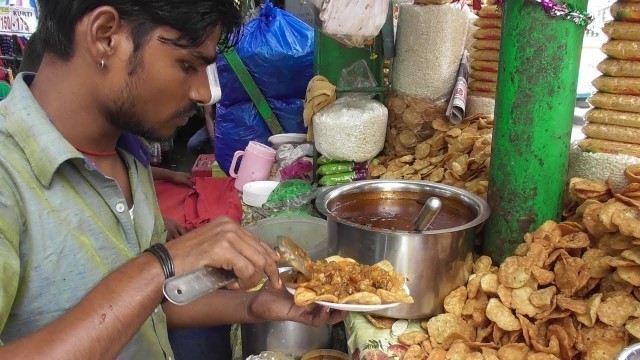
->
xmin=19 ymin=31 xmax=44 ymax=73
xmin=37 ymin=0 xmax=242 ymax=60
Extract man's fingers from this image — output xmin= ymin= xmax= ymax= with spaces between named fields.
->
xmin=328 ymin=309 xmax=347 ymax=325
xmin=230 ymin=234 xmax=280 ymax=289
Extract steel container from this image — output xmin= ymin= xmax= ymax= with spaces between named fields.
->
xmin=241 ymin=322 xmax=331 ymax=359
xmin=242 ymin=218 xmax=332 ymax=358
xmin=316 ymin=180 xmax=490 ymax=319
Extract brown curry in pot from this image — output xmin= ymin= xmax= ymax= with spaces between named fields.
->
xmin=328 ymin=191 xmax=475 ymax=232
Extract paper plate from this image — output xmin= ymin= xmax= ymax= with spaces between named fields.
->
xmin=285 ymin=283 xmax=410 ymax=313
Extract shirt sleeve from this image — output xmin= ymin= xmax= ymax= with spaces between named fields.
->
xmin=0 ymin=175 xmax=22 ymax=342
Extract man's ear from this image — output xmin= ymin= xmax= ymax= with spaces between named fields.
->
xmin=82 ymin=6 xmax=125 ymax=65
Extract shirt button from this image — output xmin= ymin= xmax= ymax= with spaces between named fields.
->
xmin=115 ymin=203 xmax=126 ymax=213
xmin=154 ymin=308 xmax=159 ymax=313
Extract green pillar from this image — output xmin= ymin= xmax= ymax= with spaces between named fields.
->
xmin=482 ymin=0 xmax=589 ymax=262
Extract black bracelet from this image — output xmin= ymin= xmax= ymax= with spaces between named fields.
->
xmin=144 ymin=243 xmax=175 ymax=280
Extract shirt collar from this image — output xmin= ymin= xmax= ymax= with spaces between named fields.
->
xmin=3 ymin=73 xmax=152 ymax=187
xmin=3 ymin=73 xmax=81 ymax=187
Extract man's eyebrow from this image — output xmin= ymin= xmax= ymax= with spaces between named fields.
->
xmin=190 ymin=50 xmax=217 ymax=65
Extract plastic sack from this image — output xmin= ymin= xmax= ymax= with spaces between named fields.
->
xmin=473 ymin=39 xmax=501 ymax=50
xmin=384 ymin=92 xmax=446 ymax=157
xmin=214 ymin=1 xmax=314 ymax=174
xmin=589 ymin=92 xmax=640 ymax=113
xmin=603 ymin=21 xmax=640 ymax=41
xmin=578 ymin=138 xmax=640 ymax=160
xmin=313 ymin=0 xmax=389 ymax=47
xmin=602 ymin=40 xmax=640 ymax=61
xmin=597 ymin=59 xmax=640 ymax=78
xmin=313 ymin=97 xmax=388 ymax=162
xmin=585 ymin=108 xmax=640 ymax=128
xmin=611 ymin=2 xmax=640 ymax=23
xmin=392 ymin=4 xmax=473 ymax=101
xmin=216 ymin=2 xmax=314 ymax=107
xmin=470 ymin=49 xmax=499 ymax=62
xmin=318 ymin=170 xmax=368 ymax=186
xmin=583 ymin=123 xmax=640 ymax=145
xmin=592 ymin=75 xmax=640 ymax=96
xmin=215 ymin=98 xmax=307 ymax=174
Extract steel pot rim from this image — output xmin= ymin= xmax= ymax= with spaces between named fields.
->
xmin=315 ymin=180 xmax=490 ymax=235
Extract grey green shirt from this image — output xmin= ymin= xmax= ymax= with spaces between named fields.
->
xmin=0 ymin=74 xmax=174 ymax=359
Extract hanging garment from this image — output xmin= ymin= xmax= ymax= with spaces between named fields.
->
xmin=154 ymin=177 xmax=241 ymax=231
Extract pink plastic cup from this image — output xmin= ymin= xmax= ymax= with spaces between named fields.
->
xmin=229 ymin=141 xmax=277 ymax=191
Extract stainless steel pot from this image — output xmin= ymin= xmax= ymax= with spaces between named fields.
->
xmin=316 ymin=180 xmax=490 ymax=319
xmin=241 ymin=322 xmax=331 ymax=359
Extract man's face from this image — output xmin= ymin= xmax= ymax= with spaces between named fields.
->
xmin=106 ymin=26 xmax=221 ymax=142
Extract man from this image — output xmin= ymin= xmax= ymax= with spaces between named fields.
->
xmin=0 ymin=1 xmax=344 ymax=359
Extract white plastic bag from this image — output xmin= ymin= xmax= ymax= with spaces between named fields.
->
xmin=318 ymin=0 xmax=390 ymax=47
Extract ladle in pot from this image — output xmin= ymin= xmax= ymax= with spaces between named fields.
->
xmin=414 ymin=196 xmax=443 ymax=232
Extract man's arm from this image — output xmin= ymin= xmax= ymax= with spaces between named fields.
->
xmin=204 ymin=105 xmax=215 ymax=139
xmin=0 ymin=216 xmax=283 ymax=358
xmin=0 ymin=252 xmax=165 ymax=359
xmin=163 ymin=286 xmax=346 ymax=329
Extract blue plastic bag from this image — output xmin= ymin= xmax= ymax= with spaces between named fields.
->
xmin=217 ymin=3 xmax=314 ymax=106
xmin=215 ymin=99 xmax=307 ymax=175
xmin=214 ymin=1 xmax=314 ymax=174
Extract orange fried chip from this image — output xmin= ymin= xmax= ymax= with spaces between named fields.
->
xmin=499 ymin=256 xmax=532 ymax=289
xmin=444 ymin=286 xmax=467 ymax=317
xmin=486 ymin=298 xmax=521 ymax=331
xmin=338 ymin=292 xmax=382 ymax=305
xmin=597 ymin=293 xmax=638 ymax=327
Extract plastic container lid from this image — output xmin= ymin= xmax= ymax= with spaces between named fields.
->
xmin=268 ymin=133 xmax=307 ymax=147
xmin=242 ymin=181 xmax=279 ymax=207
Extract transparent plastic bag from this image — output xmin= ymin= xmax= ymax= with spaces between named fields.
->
xmin=256 ymin=180 xmax=321 ymax=218
xmin=589 ymin=92 xmax=640 ymax=113
xmin=246 ymin=351 xmax=294 ymax=360
xmin=337 ymin=59 xmax=378 ymax=99
xmin=593 ymin=75 xmax=640 ymax=96
xmin=311 ymin=0 xmax=390 ymax=47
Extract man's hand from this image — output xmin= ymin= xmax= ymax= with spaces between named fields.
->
xmin=163 ymin=217 xmax=187 ymax=241
xmin=248 ymin=286 xmax=347 ymax=327
xmin=165 ymin=217 xmax=281 ymax=291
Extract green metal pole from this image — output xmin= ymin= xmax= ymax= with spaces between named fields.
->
xmin=482 ymin=0 xmax=589 ymax=262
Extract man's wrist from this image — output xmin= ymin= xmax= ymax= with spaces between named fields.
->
xmin=245 ymin=291 xmax=266 ymax=324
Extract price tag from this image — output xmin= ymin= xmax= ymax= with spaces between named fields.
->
xmin=0 ymin=8 xmax=11 ymax=33
xmin=11 ymin=7 xmax=36 ymax=34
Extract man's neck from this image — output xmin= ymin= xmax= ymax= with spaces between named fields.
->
xmin=29 ymin=56 xmax=122 ymax=152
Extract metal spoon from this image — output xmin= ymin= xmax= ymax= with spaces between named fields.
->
xmin=414 ymin=196 xmax=443 ymax=232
